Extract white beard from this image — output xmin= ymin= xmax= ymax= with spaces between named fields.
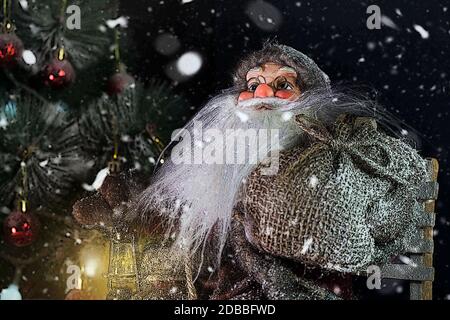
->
xmin=134 ymin=87 xmax=405 ymax=270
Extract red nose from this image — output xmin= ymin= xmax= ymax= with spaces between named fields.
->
xmin=254 ymin=83 xmax=274 ymax=98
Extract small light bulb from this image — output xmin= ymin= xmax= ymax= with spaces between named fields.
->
xmin=84 ymin=258 xmax=98 ymax=277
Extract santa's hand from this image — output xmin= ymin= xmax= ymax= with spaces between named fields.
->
xmin=72 ymin=192 xmax=115 ymax=228
xmin=73 ymin=171 xmax=165 ymax=235
xmin=72 ymin=173 xmax=136 ymax=229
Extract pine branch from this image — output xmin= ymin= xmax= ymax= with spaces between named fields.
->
xmin=78 ymin=81 xmax=189 ymax=173
xmin=0 ymin=90 xmax=88 ymax=208
xmin=11 ymin=0 xmax=119 ymax=69
xmin=2 ymin=69 xmax=48 ymax=104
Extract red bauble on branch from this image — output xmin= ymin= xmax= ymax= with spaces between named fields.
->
xmin=42 ymin=58 xmax=76 ymax=88
xmin=3 ymin=210 xmax=40 ymax=247
xmin=0 ymin=33 xmax=23 ymax=67
xmin=106 ymin=66 xmax=135 ymax=95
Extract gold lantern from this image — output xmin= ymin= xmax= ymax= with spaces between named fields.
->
xmin=105 ymin=148 xmax=139 ymax=299
xmin=106 ymin=230 xmax=139 ymax=299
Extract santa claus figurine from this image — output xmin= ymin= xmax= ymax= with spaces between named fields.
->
xmin=74 ymin=42 xmax=428 ymax=300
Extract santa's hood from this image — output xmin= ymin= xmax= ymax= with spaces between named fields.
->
xmin=233 ymin=42 xmax=330 ymax=91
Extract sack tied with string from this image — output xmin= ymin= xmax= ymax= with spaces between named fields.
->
xmin=238 ymin=114 xmax=428 ymax=273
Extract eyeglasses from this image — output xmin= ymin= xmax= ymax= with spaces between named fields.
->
xmin=246 ymin=75 xmax=296 ymax=92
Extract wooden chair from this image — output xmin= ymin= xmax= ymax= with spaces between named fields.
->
xmin=375 ymin=158 xmax=439 ymax=300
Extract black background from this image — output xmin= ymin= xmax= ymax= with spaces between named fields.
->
xmin=121 ymin=0 xmax=449 ymax=299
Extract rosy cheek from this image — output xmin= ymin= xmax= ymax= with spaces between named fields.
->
xmin=275 ymin=90 xmax=295 ymax=100
xmin=238 ymin=91 xmax=254 ymax=101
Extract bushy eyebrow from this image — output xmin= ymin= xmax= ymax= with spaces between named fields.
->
xmin=279 ymin=66 xmax=297 ymax=74
xmin=246 ymin=67 xmax=263 ymax=80
xmin=249 ymin=66 xmax=263 ymax=72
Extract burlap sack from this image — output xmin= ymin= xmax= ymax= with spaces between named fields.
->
xmin=239 ymin=114 xmax=428 ymax=272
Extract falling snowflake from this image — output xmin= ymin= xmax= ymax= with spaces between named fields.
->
xmin=0 ymin=116 xmax=7 ymax=129
xmin=308 ymin=175 xmax=319 ymax=188
xmin=413 ymin=24 xmax=429 ymax=39
xmin=367 ymin=42 xmax=376 ymax=51
xmin=0 ymin=285 xmax=22 ymax=300
xmin=399 ymin=255 xmax=418 ymax=267
xmin=106 ymin=16 xmax=129 ymax=29
xmin=176 ymin=52 xmax=202 ymax=76
xmin=381 ymin=15 xmax=399 ymax=30
xmin=39 ymin=159 xmax=49 ymax=167
xmin=22 ymin=50 xmax=37 ymax=65
xmin=301 ymin=237 xmax=313 ymax=254
xmin=18 ymin=0 xmax=28 ymax=10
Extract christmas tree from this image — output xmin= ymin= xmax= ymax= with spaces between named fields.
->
xmin=0 ymin=0 xmax=190 ymax=299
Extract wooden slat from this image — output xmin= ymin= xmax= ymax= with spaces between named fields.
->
xmin=420 ymin=158 xmax=439 ymax=300
xmin=427 ymin=158 xmax=439 ymax=181
xmin=381 ymin=264 xmax=434 ymax=281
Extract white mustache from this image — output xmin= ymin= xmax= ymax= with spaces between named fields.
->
xmin=236 ymin=97 xmax=306 ymax=112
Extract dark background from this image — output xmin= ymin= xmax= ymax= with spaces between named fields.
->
xmin=121 ymin=0 xmax=449 ymax=299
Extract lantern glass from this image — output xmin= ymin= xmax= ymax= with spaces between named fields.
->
xmin=107 ymin=234 xmax=138 ymax=293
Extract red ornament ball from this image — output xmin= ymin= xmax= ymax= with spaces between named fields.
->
xmin=0 ymin=33 xmax=23 ymax=67
xmin=42 ymin=58 xmax=76 ymax=88
xmin=106 ymin=70 xmax=135 ymax=95
xmin=3 ymin=210 xmax=40 ymax=247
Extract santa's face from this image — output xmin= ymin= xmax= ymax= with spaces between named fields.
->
xmin=238 ymin=63 xmax=301 ymax=108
